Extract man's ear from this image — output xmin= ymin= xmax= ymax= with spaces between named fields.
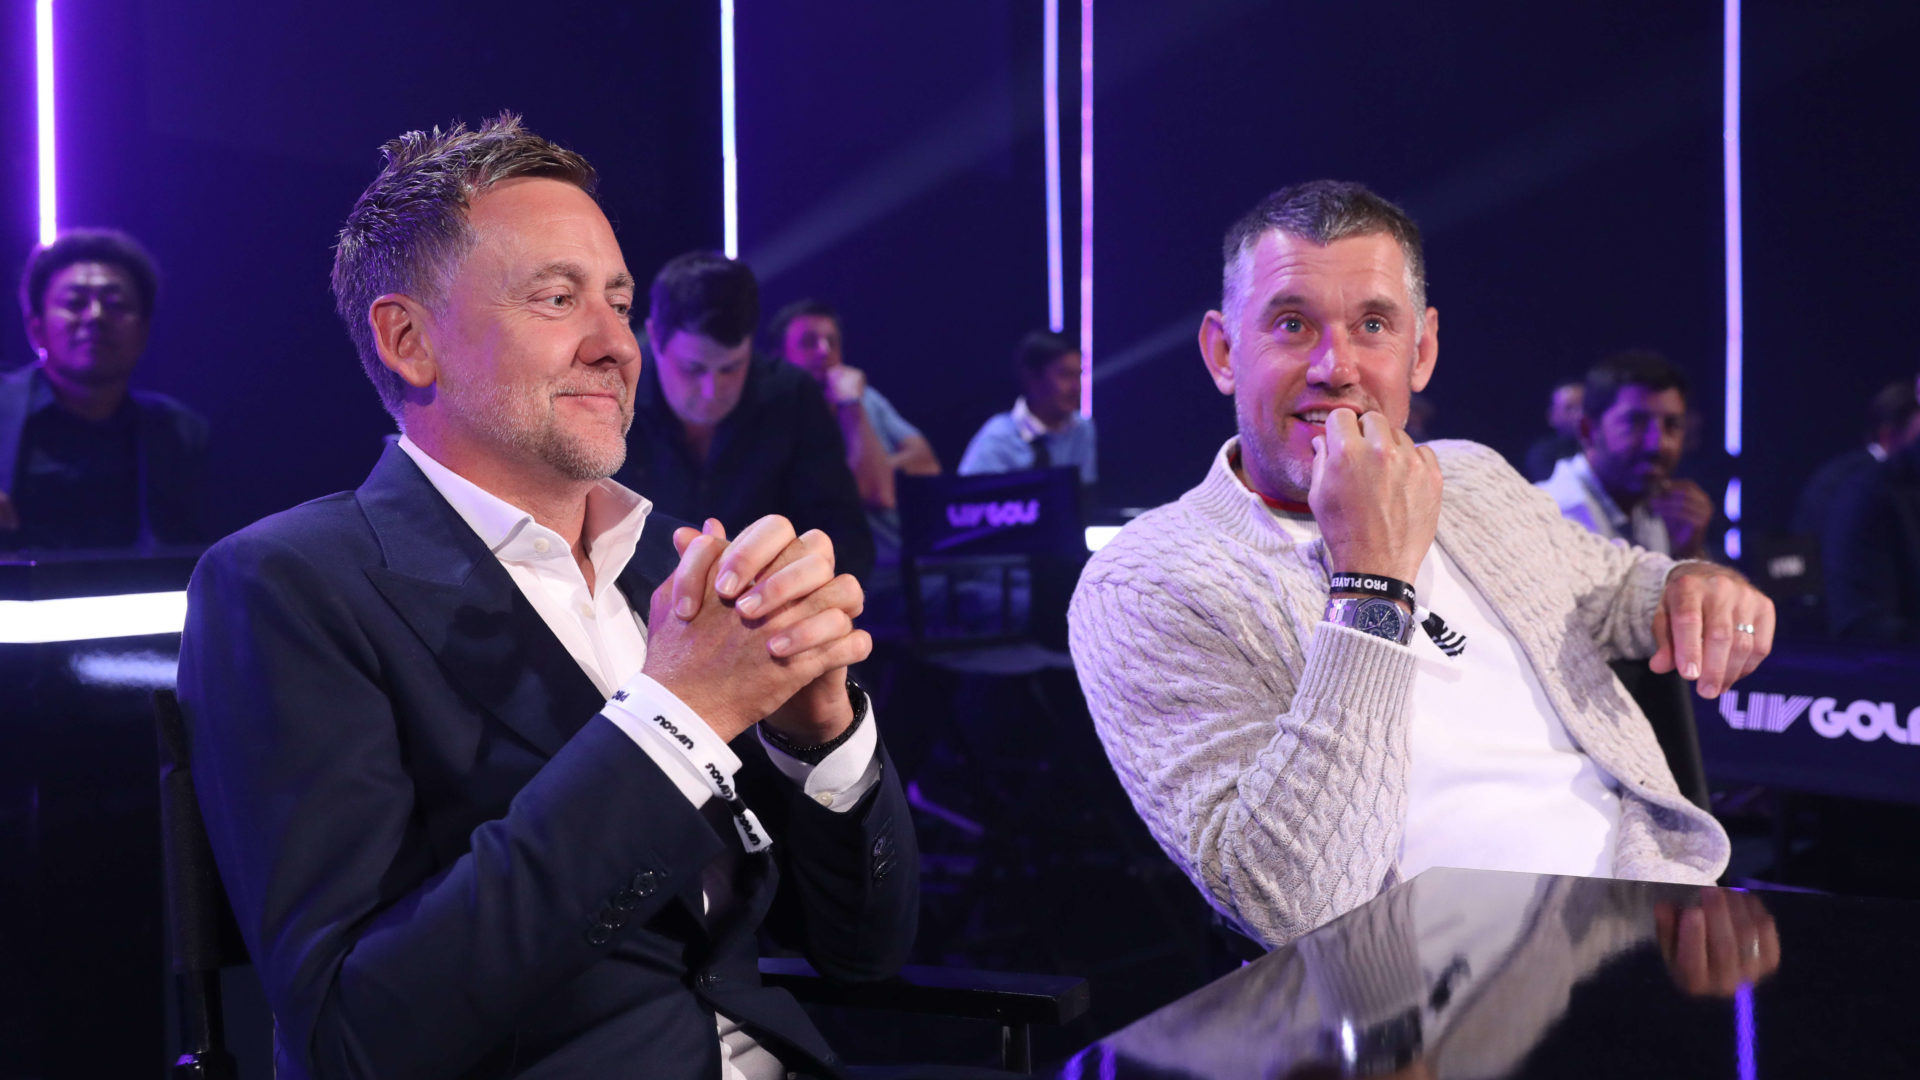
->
xmin=1409 ymin=306 xmax=1439 ymax=393
xmin=1578 ymin=414 xmax=1595 ymax=451
xmin=369 ymin=294 xmax=437 ymax=390
xmin=1199 ymin=311 xmax=1235 ymax=396
xmin=23 ymin=315 xmax=46 ymax=356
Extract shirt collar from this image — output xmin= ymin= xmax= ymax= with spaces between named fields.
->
xmin=395 ymin=434 xmax=652 ymax=587
xmin=1011 ymin=395 xmax=1079 ymax=441
xmin=1567 ymin=453 xmax=1632 ymax=532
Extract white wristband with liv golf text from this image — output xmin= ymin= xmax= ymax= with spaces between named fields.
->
xmin=602 ymin=679 xmax=773 ymax=854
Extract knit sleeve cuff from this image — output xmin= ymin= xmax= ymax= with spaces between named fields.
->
xmin=1293 ymin=622 xmax=1420 ymax=722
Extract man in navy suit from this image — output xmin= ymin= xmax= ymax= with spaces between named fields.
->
xmin=177 ymin=114 xmax=916 ymax=1079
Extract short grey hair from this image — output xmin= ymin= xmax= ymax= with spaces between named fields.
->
xmin=330 ymin=112 xmax=599 ymax=421
xmin=1219 ymin=180 xmax=1428 ymax=341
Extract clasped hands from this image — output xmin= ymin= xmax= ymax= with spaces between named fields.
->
xmin=641 ymin=515 xmax=869 ymax=745
xmin=1309 ymin=407 xmax=1773 ymax=698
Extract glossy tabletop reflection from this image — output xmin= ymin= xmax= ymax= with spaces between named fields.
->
xmin=1054 ymin=868 xmax=1920 ymax=1078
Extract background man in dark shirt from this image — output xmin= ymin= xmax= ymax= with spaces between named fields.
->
xmin=1824 ymin=373 xmax=1920 ymax=645
xmin=1522 ymin=379 xmax=1584 ymax=481
xmin=1 ymin=228 xmax=206 ymax=549
xmin=1794 ymin=379 xmax=1920 ymax=539
xmin=619 ymin=253 xmax=874 ymax=580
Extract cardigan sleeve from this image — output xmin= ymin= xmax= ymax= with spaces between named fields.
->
xmin=1069 ymin=552 xmax=1420 ymax=948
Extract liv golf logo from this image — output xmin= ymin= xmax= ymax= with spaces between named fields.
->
xmin=1721 ymin=690 xmax=1920 ymax=744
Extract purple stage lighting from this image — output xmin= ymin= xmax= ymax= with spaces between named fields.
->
xmin=1735 ymin=983 xmax=1757 ymax=1080
xmin=1078 ymin=0 xmax=1093 ymax=416
xmin=36 ymin=0 xmax=57 ymax=245
xmin=721 ymin=0 xmax=738 ymax=258
xmin=1043 ymin=0 xmax=1065 ymax=333
xmin=1723 ymin=0 xmax=1742 ymax=561
xmin=1723 ymin=0 xmax=1743 ymax=459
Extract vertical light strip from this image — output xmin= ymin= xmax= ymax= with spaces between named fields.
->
xmin=1723 ymin=0 xmax=1742 ymax=560
xmin=1077 ymin=0 xmax=1093 ymax=415
xmin=720 ymin=0 xmax=739 ymax=258
xmin=1042 ymin=0 xmax=1065 ymax=333
xmin=1734 ymin=984 xmax=1757 ymax=1080
xmin=1722 ymin=0 xmax=1742 ymax=457
xmin=35 ymin=0 xmax=57 ymax=245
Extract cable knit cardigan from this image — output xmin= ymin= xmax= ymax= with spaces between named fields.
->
xmin=1068 ymin=437 xmax=1729 ymax=948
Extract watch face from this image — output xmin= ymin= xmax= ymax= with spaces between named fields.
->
xmin=1353 ymin=598 xmax=1408 ymax=641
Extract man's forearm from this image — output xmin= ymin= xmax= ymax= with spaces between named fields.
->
xmin=1071 ymin=582 xmax=1419 ymax=947
xmin=838 ymin=404 xmax=896 ymax=509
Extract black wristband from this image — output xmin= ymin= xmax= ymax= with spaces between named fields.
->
xmin=1328 ymin=572 xmax=1416 ymax=607
xmin=761 ymin=676 xmax=869 ymax=765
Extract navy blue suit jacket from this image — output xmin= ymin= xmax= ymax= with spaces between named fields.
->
xmin=176 ymin=443 xmax=917 ymax=1079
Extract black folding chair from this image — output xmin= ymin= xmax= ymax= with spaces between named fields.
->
xmin=155 ymin=687 xmax=250 ymax=1079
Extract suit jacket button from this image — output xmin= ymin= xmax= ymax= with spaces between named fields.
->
xmin=586 ymin=924 xmax=614 ymax=946
xmin=872 ymin=836 xmax=892 ymax=858
xmin=631 ymin=870 xmax=660 ymax=896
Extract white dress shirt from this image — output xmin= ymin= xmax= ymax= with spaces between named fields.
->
xmin=1537 ymin=454 xmax=1672 ymax=555
xmin=396 ymin=435 xmax=880 ymax=1080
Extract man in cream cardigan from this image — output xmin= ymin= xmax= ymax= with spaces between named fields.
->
xmin=1068 ymin=181 xmax=1775 ymax=948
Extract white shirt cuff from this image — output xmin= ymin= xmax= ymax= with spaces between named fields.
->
xmin=756 ymin=702 xmax=883 ymax=813
xmin=600 ymin=672 xmax=743 ymax=811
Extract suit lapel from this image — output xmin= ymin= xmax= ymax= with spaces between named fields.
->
xmin=356 ymin=444 xmax=605 ymax=757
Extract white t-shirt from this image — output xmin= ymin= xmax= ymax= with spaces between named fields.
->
xmin=1269 ymin=511 xmax=1623 ymax=879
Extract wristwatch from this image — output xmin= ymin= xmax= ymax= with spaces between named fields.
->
xmin=1325 ymin=596 xmax=1415 ymax=646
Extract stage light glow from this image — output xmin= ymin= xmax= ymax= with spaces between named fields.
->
xmin=1078 ymin=0 xmax=1093 ymax=415
xmin=0 ymin=590 xmax=187 ymax=644
xmin=1735 ymin=983 xmax=1756 ymax=1080
xmin=36 ymin=0 xmax=57 ymax=245
xmin=1043 ymin=0 xmax=1065 ymax=332
xmin=720 ymin=0 xmax=738 ymax=258
xmin=1725 ymin=477 xmax=1741 ymax=522
xmin=1724 ymin=0 xmax=1742 ymax=459
xmin=1085 ymin=525 xmax=1121 ymax=552
xmin=1725 ymin=527 xmax=1742 ymax=562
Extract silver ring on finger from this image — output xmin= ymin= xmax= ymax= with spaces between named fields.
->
xmin=1734 ymin=623 xmax=1756 ymax=635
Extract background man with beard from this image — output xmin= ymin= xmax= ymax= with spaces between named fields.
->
xmin=1068 ymin=181 xmax=1772 ymax=948
xmin=1538 ymin=351 xmax=1715 ymax=558
xmin=177 ymin=115 xmax=915 ymax=1079
xmin=1 ymin=228 xmax=206 ymax=549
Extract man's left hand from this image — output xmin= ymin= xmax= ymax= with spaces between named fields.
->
xmin=1648 ymin=478 xmax=1714 ymax=558
xmin=1649 ymin=562 xmax=1774 ymax=699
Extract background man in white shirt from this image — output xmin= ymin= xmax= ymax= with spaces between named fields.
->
xmin=1538 ymin=350 xmax=1715 ymax=557
xmin=1069 ymin=180 xmax=1775 ymax=947
xmin=178 ymin=113 xmax=916 ymax=1080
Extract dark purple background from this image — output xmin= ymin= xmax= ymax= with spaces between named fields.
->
xmin=1 ymin=0 xmax=1914 ymax=542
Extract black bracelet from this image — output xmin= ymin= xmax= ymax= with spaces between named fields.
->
xmin=1328 ymin=572 xmax=1416 ymax=607
xmin=761 ymin=676 xmax=870 ymax=765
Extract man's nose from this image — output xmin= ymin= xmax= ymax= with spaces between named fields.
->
xmin=700 ymin=373 xmax=718 ymax=401
xmin=1306 ymin=333 xmax=1359 ymax=388
xmin=581 ymin=300 xmax=640 ymax=370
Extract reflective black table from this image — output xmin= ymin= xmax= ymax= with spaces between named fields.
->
xmin=1053 ymin=868 xmax=1920 ymax=1078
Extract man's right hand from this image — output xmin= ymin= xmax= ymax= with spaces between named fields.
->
xmin=826 ymin=365 xmax=867 ymax=407
xmin=1308 ymin=408 xmax=1442 ymax=584
xmin=641 ymin=516 xmax=868 ymax=743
